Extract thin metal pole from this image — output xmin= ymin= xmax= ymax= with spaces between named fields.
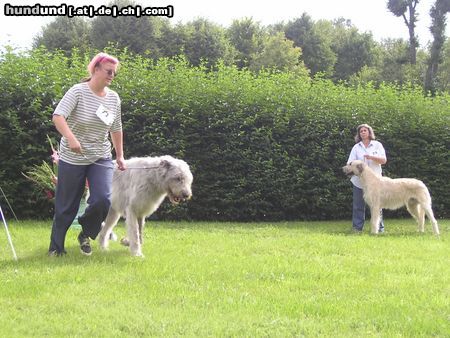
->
xmin=0 ymin=186 xmax=18 ymax=221
xmin=0 ymin=204 xmax=18 ymax=261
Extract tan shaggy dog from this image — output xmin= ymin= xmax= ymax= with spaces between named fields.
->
xmin=343 ymin=160 xmax=439 ymax=235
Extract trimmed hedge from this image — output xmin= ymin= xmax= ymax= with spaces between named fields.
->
xmin=1 ymin=48 xmax=449 ymax=221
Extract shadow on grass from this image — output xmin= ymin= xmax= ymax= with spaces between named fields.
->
xmin=2 ymin=219 xmax=446 ymax=268
xmin=148 ymin=220 xmax=348 ymax=232
xmin=0 ymin=241 xmax=142 ymax=269
xmin=144 ymin=219 xmax=447 ymax=240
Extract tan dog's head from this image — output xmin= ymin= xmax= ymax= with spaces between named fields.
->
xmin=342 ymin=160 xmax=366 ymax=177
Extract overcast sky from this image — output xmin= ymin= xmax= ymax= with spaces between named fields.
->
xmin=1 ymin=0 xmax=448 ymax=50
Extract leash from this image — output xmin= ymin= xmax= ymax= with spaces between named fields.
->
xmin=79 ymin=153 xmax=161 ymax=183
xmin=80 ymin=153 xmax=159 ymax=170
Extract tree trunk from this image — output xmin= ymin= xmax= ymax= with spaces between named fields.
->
xmin=408 ymin=4 xmax=417 ymax=64
xmin=424 ymin=0 xmax=449 ymax=95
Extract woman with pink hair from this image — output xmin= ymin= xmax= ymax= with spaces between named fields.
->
xmin=49 ymin=52 xmax=126 ymax=256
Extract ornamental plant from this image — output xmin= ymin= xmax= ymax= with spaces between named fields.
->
xmin=22 ymin=135 xmax=89 ymax=202
xmin=22 ymin=135 xmax=59 ymax=201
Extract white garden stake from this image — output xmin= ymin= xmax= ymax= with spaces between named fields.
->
xmin=0 ymin=204 xmax=18 ymax=261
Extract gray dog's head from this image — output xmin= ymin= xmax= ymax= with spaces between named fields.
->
xmin=159 ymin=156 xmax=193 ymax=204
xmin=342 ymin=160 xmax=366 ymax=177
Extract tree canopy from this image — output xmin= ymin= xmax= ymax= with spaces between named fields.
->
xmin=19 ymin=0 xmax=449 ymax=94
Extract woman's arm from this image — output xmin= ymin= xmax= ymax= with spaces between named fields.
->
xmin=52 ymin=115 xmax=82 ymax=154
xmin=110 ymin=130 xmax=126 ymax=170
xmin=364 ymin=154 xmax=387 ymax=165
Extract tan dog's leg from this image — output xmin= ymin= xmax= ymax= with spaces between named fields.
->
xmin=407 ymin=199 xmax=424 ymax=232
xmin=370 ymin=206 xmax=381 ymax=234
xmin=423 ymin=204 xmax=440 ymax=235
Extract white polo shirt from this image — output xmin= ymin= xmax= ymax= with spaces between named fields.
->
xmin=347 ymin=140 xmax=386 ymax=188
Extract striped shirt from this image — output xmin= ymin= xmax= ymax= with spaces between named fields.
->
xmin=53 ymin=82 xmax=122 ymax=165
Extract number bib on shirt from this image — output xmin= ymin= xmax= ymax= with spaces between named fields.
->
xmin=95 ymin=104 xmax=115 ymax=126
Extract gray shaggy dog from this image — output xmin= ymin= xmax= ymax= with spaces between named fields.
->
xmin=343 ymin=160 xmax=439 ymax=235
xmin=98 ymin=155 xmax=193 ymax=256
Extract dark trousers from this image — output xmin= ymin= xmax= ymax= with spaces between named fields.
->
xmin=49 ymin=158 xmax=113 ymax=253
xmin=352 ymin=185 xmax=384 ymax=232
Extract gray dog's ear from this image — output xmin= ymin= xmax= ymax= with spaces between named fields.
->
xmin=356 ymin=163 xmax=364 ymax=174
xmin=160 ymin=159 xmax=172 ymax=169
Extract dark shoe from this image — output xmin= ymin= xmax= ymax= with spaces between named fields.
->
xmin=351 ymin=228 xmax=363 ymax=234
xmin=48 ymin=250 xmax=66 ymax=257
xmin=78 ymin=232 xmax=92 ymax=256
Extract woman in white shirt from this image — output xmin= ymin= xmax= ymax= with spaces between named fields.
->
xmin=347 ymin=124 xmax=387 ymax=233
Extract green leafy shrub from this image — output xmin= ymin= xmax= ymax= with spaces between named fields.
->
xmin=1 ymin=48 xmax=448 ymax=221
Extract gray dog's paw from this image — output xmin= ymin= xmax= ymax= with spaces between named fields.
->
xmin=120 ymin=237 xmax=130 ymax=247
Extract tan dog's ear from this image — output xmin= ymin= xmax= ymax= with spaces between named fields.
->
xmin=356 ymin=163 xmax=364 ymax=174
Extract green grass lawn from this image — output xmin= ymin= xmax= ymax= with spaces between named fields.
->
xmin=0 ymin=219 xmax=448 ymax=337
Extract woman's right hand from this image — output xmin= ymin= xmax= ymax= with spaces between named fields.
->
xmin=67 ymin=136 xmax=82 ymax=154
xmin=53 ymin=115 xmax=83 ymax=154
